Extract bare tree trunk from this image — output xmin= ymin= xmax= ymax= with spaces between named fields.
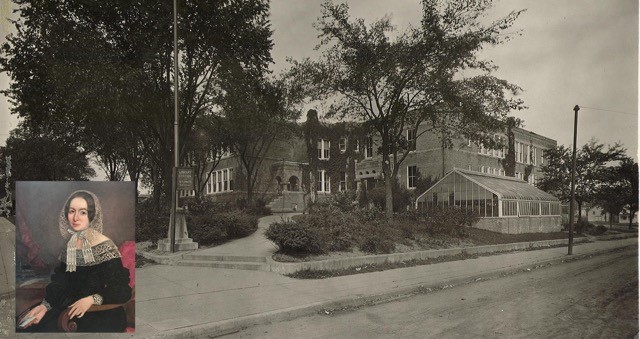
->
xmin=385 ymin=177 xmax=393 ymax=220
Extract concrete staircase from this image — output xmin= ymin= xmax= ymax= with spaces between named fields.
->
xmin=268 ymin=192 xmax=305 ymax=213
xmin=175 ymin=253 xmax=269 ymax=271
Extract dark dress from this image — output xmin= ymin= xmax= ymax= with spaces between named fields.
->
xmin=22 ymin=240 xmax=132 ymax=332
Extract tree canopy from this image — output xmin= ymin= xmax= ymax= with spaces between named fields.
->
xmin=287 ymin=0 xmax=525 ymax=218
xmin=593 ymin=157 xmax=638 ymax=229
xmin=1 ymin=0 xmax=274 ymax=204
xmin=536 ymin=139 xmax=626 ymax=221
xmin=218 ymin=62 xmax=302 ymax=204
xmin=1 ymin=123 xmax=95 ymax=188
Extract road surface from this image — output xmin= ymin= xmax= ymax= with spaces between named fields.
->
xmin=221 ymin=247 xmax=638 ymax=338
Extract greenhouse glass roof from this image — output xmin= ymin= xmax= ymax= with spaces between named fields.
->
xmin=443 ymin=169 xmax=559 ymax=201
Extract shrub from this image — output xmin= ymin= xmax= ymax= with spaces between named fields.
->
xmin=188 ymin=214 xmax=228 ymax=245
xmin=222 ymin=210 xmax=259 ymax=238
xmin=358 ymin=219 xmax=401 ymax=254
xmin=188 ymin=210 xmax=259 ymax=245
xmin=359 ymin=234 xmax=395 ymax=254
xmin=185 ymin=197 xmax=232 ymax=215
xmin=245 ymin=198 xmax=272 ymax=216
xmin=587 ymin=225 xmax=607 ymax=236
xmin=135 ymin=200 xmax=169 ymax=244
xmin=295 ymin=204 xmax=363 ymax=252
xmin=265 ymin=221 xmax=324 ymax=254
xmin=422 ymin=207 xmax=479 ymax=237
xmin=368 ymin=180 xmax=412 ymax=212
xmin=574 ymin=220 xmax=595 ymax=234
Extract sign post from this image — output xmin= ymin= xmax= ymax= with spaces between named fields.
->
xmin=177 ymin=167 xmax=195 ymax=191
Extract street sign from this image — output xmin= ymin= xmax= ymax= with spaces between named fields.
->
xmin=177 ymin=167 xmax=194 ymax=191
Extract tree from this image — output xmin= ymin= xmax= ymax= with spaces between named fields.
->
xmin=219 ymin=63 xmax=301 ymax=205
xmin=1 ymin=0 xmax=274 ymax=206
xmin=594 ymin=167 xmax=628 ymax=229
xmin=288 ymin=0 xmax=525 ymax=219
xmin=537 ymin=139 xmax=626 ymax=221
xmin=182 ymin=113 xmax=228 ymax=199
xmin=1 ymin=124 xmax=95 ymax=192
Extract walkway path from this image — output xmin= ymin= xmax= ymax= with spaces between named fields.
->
xmin=193 ymin=212 xmax=299 ymax=258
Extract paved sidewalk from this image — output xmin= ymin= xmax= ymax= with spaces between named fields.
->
xmin=1 ymin=216 xmax=637 ymax=338
xmin=132 ymin=236 xmax=639 ymax=339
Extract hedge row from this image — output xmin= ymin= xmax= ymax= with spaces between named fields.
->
xmin=136 ymin=198 xmax=261 ymax=246
xmin=266 ymin=199 xmax=479 ymax=255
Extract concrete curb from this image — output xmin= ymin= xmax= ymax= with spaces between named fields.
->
xmin=266 ymin=237 xmax=593 ymax=274
xmin=139 ymin=233 xmax=637 ymax=275
xmin=144 ymin=241 xmax=638 ymax=339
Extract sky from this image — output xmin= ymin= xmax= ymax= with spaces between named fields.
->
xmin=269 ymin=0 xmax=639 ymax=159
xmin=1 ymin=0 xmax=638 ymax=162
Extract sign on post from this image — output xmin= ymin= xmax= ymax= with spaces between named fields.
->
xmin=177 ymin=167 xmax=194 ymax=191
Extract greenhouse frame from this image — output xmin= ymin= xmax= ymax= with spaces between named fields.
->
xmin=415 ymin=169 xmax=562 ymax=234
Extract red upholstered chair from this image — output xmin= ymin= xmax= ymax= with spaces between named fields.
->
xmin=57 ymin=240 xmax=136 ymax=332
xmin=17 ymin=241 xmax=136 ymax=332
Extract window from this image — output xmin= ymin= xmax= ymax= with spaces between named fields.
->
xmin=207 ymin=172 xmax=214 ymax=194
xmin=365 ymin=136 xmax=373 ymax=158
xmin=541 ymin=150 xmax=544 ymax=164
xmin=406 ymin=129 xmax=417 ymax=151
xmin=179 ymin=190 xmax=195 ymax=197
xmin=526 ymin=144 xmax=531 ymax=164
xmin=339 ymin=137 xmax=347 ymax=153
xmin=208 ymin=168 xmax=234 ymax=193
xmin=532 ymin=146 xmax=537 ymax=166
xmin=407 ymin=165 xmax=418 ymax=188
xmin=339 ymin=171 xmax=347 ymax=191
xmin=503 ymin=200 xmax=518 ymax=216
xmin=481 ymin=166 xmax=485 ymax=173
xmin=317 ymin=170 xmax=330 ymax=193
xmin=317 ymin=139 xmax=330 ymax=160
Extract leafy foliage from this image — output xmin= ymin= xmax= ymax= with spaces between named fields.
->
xmin=218 ymin=62 xmax=302 ymax=205
xmin=264 ymin=221 xmax=324 ymax=254
xmin=1 ymin=123 xmax=95 ymax=194
xmin=593 ymin=157 xmax=638 ymax=229
xmin=286 ymin=0 xmax=525 ymax=218
xmin=368 ymin=180 xmax=413 ymax=212
xmin=266 ymin=197 xmax=478 ymax=255
xmin=537 ymin=139 xmax=626 ymax=220
xmin=1 ymin=0 xmax=274 ymax=202
xmin=135 ymin=199 xmax=170 ymax=245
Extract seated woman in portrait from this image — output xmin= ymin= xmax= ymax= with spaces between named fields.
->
xmin=18 ymin=190 xmax=132 ymax=332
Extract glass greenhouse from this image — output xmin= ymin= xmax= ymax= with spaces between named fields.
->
xmin=415 ymin=169 xmax=561 ymax=218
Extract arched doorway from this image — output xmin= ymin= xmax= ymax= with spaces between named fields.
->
xmin=289 ymin=176 xmax=299 ymax=192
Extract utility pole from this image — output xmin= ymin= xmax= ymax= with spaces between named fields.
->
xmin=169 ymin=0 xmax=179 ymax=253
xmin=568 ymin=105 xmax=579 ymax=255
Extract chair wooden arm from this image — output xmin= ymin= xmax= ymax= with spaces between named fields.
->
xmin=57 ymin=303 xmax=126 ymax=332
xmin=57 ymin=287 xmax=135 ymax=332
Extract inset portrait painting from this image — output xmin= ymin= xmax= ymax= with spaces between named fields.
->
xmin=14 ymin=181 xmax=135 ymax=333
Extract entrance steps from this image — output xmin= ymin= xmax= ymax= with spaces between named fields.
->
xmin=175 ymin=253 xmax=269 ymax=271
xmin=268 ymin=192 xmax=305 ymax=213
